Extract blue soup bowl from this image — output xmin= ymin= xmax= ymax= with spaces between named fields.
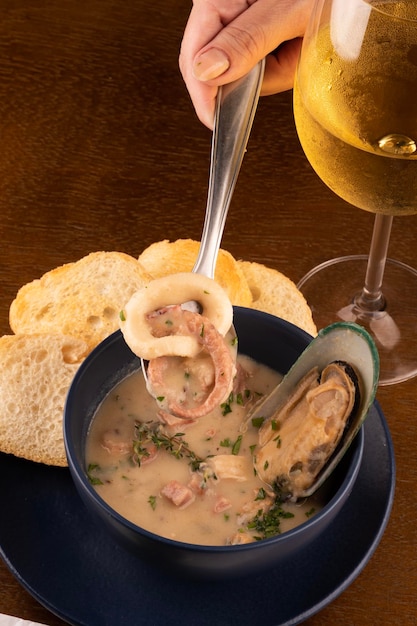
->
xmin=64 ymin=307 xmax=364 ymax=580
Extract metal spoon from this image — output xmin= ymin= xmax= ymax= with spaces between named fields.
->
xmin=192 ymin=58 xmax=265 ymax=279
xmin=141 ymin=59 xmax=265 ymax=380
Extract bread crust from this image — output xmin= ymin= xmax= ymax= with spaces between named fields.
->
xmin=138 ymin=239 xmax=253 ymax=307
xmin=10 ymin=251 xmax=153 ymax=351
xmin=238 ymin=260 xmax=317 ymax=337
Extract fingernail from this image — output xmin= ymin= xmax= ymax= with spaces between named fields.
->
xmin=193 ymin=49 xmax=230 ymax=81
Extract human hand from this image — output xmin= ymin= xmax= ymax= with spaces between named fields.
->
xmin=179 ymin=0 xmax=315 ymax=128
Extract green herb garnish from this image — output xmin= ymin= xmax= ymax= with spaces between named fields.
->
xmin=133 ymin=421 xmax=204 ymax=471
xmin=251 ymin=416 xmax=265 ymax=428
xmin=274 ymin=434 xmax=282 ymax=448
xmin=87 ymin=463 xmax=103 ymax=486
xmin=231 ymin=434 xmax=243 ymax=455
xmin=247 ymin=500 xmax=294 ymax=540
xmin=220 ymin=392 xmax=234 ymax=415
xmin=255 ymin=487 xmax=267 ymax=501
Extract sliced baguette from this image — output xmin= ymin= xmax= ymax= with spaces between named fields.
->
xmin=138 ymin=239 xmax=253 ymax=307
xmin=9 ymin=251 xmax=152 ymax=351
xmin=238 ymin=260 xmax=317 ymax=336
xmin=0 ymin=334 xmax=89 ymax=466
xmin=3 ymin=246 xmax=315 ymax=468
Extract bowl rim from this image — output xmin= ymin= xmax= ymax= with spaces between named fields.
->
xmin=64 ymin=309 xmax=364 ymax=553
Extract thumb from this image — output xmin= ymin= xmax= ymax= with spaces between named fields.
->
xmin=192 ymin=0 xmax=310 ymax=85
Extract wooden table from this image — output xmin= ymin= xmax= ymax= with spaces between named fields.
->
xmin=0 ymin=1 xmax=415 ymax=624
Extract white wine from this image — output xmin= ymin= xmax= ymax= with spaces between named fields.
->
xmin=294 ymin=1 xmax=417 ymax=215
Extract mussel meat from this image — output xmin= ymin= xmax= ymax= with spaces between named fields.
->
xmin=249 ymin=322 xmax=379 ymax=500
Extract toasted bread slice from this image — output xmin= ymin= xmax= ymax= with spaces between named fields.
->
xmin=0 ymin=334 xmax=89 ymax=466
xmin=238 ymin=260 xmax=317 ymax=336
xmin=138 ymin=239 xmax=253 ymax=307
xmin=9 ymin=251 xmax=152 ymax=351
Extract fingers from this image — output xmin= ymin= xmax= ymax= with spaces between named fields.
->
xmin=179 ymin=0 xmax=248 ymax=128
xmin=261 ymin=38 xmax=304 ymax=95
xmin=179 ymin=0 xmax=314 ymax=128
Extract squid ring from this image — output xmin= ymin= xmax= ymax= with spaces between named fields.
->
xmin=120 ymin=273 xmax=233 ymax=360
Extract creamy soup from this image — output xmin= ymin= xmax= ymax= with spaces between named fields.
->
xmin=86 ymin=355 xmax=322 ymax=546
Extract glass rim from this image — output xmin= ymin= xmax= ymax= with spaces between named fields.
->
xmin=363 ymin=0 xmax=417 ymax=22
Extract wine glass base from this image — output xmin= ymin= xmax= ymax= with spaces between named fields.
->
xmin=298 ymin=255 xmax=417 ymax=386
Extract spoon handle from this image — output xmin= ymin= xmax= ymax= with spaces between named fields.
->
xmin=192 ymin=59 xmax=265 ymax=279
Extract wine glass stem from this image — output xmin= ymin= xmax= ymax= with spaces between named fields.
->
xmin=355 ymin=214 xmax=394 ymax=313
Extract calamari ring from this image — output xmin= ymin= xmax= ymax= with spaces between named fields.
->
xmin=120 ymin=273 xmax=233 ymax=360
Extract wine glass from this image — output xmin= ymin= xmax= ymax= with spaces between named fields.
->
xmin=293 ymin=0 xmax=417 ymax=385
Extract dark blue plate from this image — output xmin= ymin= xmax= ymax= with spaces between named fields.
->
xmin=0 ymin=401 xmax=394 ymax=626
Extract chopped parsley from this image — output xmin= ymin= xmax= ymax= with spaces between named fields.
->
xmin=273 ymin=434 xmax=282 ymax=448
xmin=251 ymin=416 xmax=265 ymax=428
xmin=255 ymin=487 xmax=267 ymax=501
xmin=220 ymin=389 xmax=252 ymax=416
xmin=220 ymin=392 xmax=234 ymax=416
xmin=87 ymin=463 xmax=103 ymax=486
xmin=231 ymin=434 xmax=243 ymax=455
xmin=247 ymin=500 xmax=295 ymax=540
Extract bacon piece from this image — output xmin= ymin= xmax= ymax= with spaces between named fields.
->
xmin=161 ymin=480 xmax=195 ymax=509
xmin=214 ymin=496 xmax=232 ymax=514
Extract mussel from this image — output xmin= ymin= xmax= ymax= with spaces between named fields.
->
xmin=249 ymin=322 xmax=379 ymax=500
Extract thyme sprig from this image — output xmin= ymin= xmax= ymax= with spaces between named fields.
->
xmin=133 ymin=421 xmax=204 ymax=471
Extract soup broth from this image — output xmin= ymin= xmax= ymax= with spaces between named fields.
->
xmin=86 ymin=356 xmax=322 ymax=546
